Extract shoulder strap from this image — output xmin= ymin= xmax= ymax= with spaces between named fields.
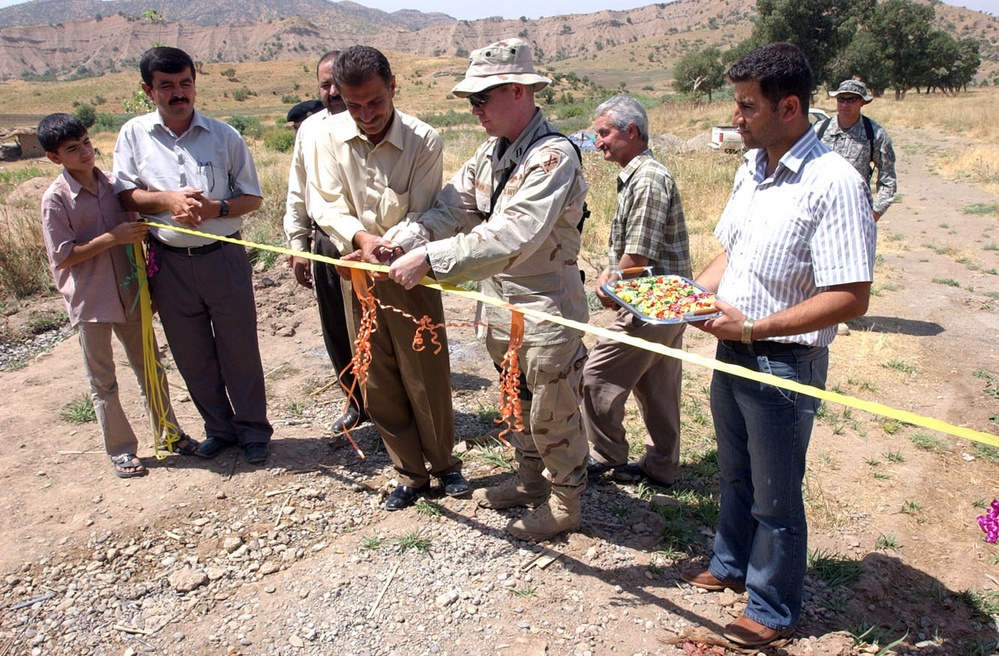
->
xmin=489 ymin=131 xmax=590 ymax=230
xmin=862 ymin=115 xmax=875 ymax=163
xmin=816 ymin=117 xmax=831 ymax=140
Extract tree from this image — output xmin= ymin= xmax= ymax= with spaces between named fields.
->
xmin=752 ymin=0 xmax=875 ymax=87
xmin=869 ymin=0 xmax=935 ymax=99
xmin=830 ymin=30 xmax=890 ymax=97
xmin=672 ymin=47 xmax=725 ymax=101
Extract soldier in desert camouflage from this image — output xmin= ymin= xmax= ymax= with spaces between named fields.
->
xmin=383 ymin=38 xmax=590 ymax=541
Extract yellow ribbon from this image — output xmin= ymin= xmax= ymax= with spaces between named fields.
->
xmin=143 ymin=226 xmax=999 ymax=449
xmin=130 ymin=242 xmax=184 ymax=459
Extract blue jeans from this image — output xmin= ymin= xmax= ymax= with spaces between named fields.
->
xmin=708 ymin=340 xmax=828 ymax=630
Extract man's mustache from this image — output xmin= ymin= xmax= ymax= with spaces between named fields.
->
xmin=169 ymin=97 xmax=189 ymax=105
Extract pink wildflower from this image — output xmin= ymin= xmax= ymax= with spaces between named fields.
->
xmin=978 ymin=499 xmax=999 ymax=544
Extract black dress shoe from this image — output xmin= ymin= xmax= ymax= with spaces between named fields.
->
xmin=385 ymin=483 xmax=429 ymax=511
xmin=440 ymin=472 xmax=470 ymax=497
xmin=332 ymin=406 xmax=367 ymax=433
xmin=196 ymin=436 xmax=236 ymax=459
xmin=243 ymin=442 xmax=269 ymax=464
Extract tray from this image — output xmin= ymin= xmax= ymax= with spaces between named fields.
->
xmin=601 ymin=269 xmax=720 ymax=325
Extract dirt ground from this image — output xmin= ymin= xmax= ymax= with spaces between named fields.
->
xmin=0 ymin=126 xmax=997 ymax=655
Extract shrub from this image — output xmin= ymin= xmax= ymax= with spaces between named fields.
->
xmin=227 ymin=115 xmax=263 ymax=138
xmin=231 ymin=86 xmax=254 ymax=102
xmin=262 ymin=127 xmax=295 ymax=153
xmin=73 ymin=104 xmax=96 ymax=128
xmin=92 ymin=112 xmax=132 ymax=134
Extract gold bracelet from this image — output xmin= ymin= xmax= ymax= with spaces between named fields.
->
xmin=741 ymin=318 xmax=755 ymax=344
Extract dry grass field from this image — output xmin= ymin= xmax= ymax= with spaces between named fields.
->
xmin=1 ymin=50 xmax=998 ymax=656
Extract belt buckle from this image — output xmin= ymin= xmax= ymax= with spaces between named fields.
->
xmin=184 ymin=245 xmax=197 ymax=256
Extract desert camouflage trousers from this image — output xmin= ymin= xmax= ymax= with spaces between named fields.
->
xmin=486 ymin=334 xmax=589 ymax=489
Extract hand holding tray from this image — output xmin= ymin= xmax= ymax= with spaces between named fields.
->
xmin=601 ymin=267 xmax=720 ymax=324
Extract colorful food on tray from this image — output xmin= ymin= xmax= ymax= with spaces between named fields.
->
xmin=605 ymin=275 xmax=717 ymax=322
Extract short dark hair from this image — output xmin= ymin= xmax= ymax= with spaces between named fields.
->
xmin=318 ymin=49 xmax=341 ymax=74
xmin=139 ymin=46 xmax=196 ymax=86
xmin=332 ymin=45 xmax=392 ymax=89
xmin=36 ymin=113 xmax=87 ymax=153
xmin=727 ymin=42 xmax=812 ymax=113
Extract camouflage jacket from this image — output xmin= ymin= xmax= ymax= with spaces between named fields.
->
xmin=387 ymin=109 xmax=589 ymax=345
xmin=816 ymin=115 xmax=897 ymax=216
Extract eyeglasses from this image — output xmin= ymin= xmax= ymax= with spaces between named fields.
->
xmin=836 ymin=95 xmax=863 ymax=105
xmin=468 ymin=91 xmax=493 ymax=108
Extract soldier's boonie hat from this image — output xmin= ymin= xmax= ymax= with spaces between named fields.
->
xmin=451 ymin=38 xmax=551 ymax=97
xmin=286 ymin=99 xmax=324 ymax=123
xmin=829 ymin=80 xmax=873 ymax=102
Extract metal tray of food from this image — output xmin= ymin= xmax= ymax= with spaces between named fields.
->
xmin=600 ymin=268 xmax=720 ymax=324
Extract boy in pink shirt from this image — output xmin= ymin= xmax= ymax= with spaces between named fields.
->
xmin=38 ymin=113 xmax=198 ymax=478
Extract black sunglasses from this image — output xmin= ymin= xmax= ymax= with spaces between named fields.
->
xmin=468 ymin=91 xmax=493 ymax=108
xmin=836 ymin=95 xmax=862 ymax=104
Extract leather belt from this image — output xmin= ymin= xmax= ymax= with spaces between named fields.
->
xmin=152 ymin=231 xmax=240 ymax=256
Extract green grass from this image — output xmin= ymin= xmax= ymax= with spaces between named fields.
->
xmin=851 ymin=624 xmax=908 ymax=656
xmin=474 ymin=444 xmax=515 ymax=472
xmin=882 ymin=450 xmax=906 ymax=463
xmin=931 ymin=277 xmax=961 ymax=287
xmin=964 ymin=203 xmax=999 ymax=215
xmin=883 ymin=360 xmax=917 ymax=375
xmin=284 ymin=400 xmax=307 ymax=416
xmin=25 ymin=312 xmax=69 ymax=335
xmin=361 ymin=535 xmax=385 ymax=550
xmin=875 ymin=534 xmax=901 ymax=552
xmin=909 ymin=432 xmax=948 ymax=451
xmin=807 ymin=548 xmax=863 ymax=588
xmin=414 ymin=499 xmax=442 ymax=517
xmin=511 ymin=585 xmax=536 ymax=597
xmin=475 ymin=406 xmax=502 ymax=428
xmin=962 ymin=589 xmax=999 ymax=620
xmin=901 ymin=500 xmax=922 ymax=516
xmin=392 ymin=530 xmax=432 ymax=553
xmin=974 ymin=443 xmax=999 ymax=463
xmin=974 ymin=369 xmax=999 ymax=400
xmin=59 ymin=394 xmax=96 ymax=424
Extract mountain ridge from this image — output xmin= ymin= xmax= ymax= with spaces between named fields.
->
xmin=0 ymin=0 xmax=993 ymax=82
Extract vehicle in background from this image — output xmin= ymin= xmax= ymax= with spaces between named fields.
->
xmin=710 ymin=108 xmax=831 ymax=152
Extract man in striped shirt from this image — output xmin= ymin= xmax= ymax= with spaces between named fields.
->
xmin=681 ymin=43 xmax=877 ymax=648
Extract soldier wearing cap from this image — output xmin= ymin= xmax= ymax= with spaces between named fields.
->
xmin=384 ymin=38 xmax=590 ymax=541
xmin=816 ymin=79 xmax=897 ymax=222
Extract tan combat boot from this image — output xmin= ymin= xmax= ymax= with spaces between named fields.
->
xmin=506 ymin=484 xmax=582 ymax=541
xmin=472 ymin=456 xmax=550 ymax=510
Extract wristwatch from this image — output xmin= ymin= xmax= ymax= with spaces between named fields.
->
xmin=741 ymin=318 xmax=755 ymax=344
xmin=218 ymin=199 xmax=230 ymax=217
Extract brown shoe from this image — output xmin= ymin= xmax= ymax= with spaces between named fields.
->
xmin=723 ymin=615 xmax=793 ymax=647
xmin=679 ymin=568 xmax=745 ymax=593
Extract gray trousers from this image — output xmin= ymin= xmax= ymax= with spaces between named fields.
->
xmin=149 ymin=242 xmax=272 ymax=445
xmin=582 ymin=309 xmax=685 ymax=484
xmin=313 ymin=227 xmax=363 ymax=414
xmin=77 ymin=319 xmax=180 ymax=457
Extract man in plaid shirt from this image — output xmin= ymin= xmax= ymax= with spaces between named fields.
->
xmin=582 ymin=95 xmax=691 ymax=488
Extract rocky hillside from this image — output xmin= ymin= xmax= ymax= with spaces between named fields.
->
xmin=0 ymin=0 xmax=994 ymax=81
xmin=0 ymin=0 xmax=748 ymax=80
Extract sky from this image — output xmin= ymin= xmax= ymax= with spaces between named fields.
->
xmin=0 ymin=0 xmax=992 ymax=19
